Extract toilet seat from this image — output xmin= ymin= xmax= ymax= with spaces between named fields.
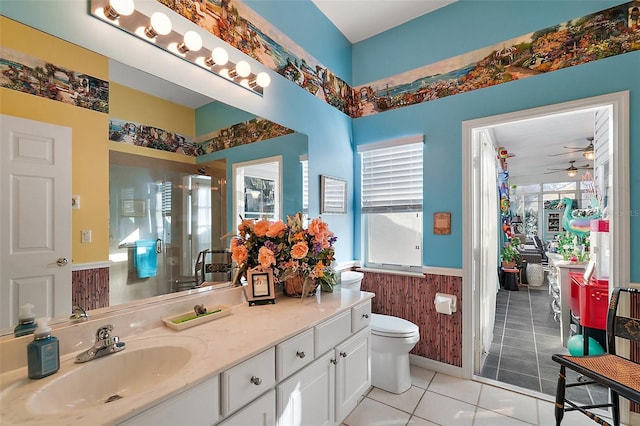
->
xmin=371 ymin=314 xmax=419 ymax=338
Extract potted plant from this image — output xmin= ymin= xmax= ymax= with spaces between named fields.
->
xmin=501 ymin=237 xmax=522 ymax=269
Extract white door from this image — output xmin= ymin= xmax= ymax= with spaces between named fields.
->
xmin=0 ymin=115 xmax=72 ymax=328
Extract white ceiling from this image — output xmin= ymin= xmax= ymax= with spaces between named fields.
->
xmin=489 ymin=111 xmax=596 ymax=184
xmin=312 ymin=0 xmax=457 ymax=43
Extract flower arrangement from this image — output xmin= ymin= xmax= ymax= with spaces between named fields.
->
xmin=229 ymin=212 xmax=338 ymax=295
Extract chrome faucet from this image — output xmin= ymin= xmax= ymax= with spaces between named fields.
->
xmin=75 ymin=325 xmax=125 ymax=363
xmin=69 ymin=305 xmax=89 ymax=323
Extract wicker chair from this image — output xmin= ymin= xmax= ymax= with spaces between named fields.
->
xmin=552 ymin=287 xmax=640 ymax=425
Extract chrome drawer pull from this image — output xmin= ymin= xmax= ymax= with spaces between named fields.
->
xmin=296 ymin=351 xmax=306 ymax=359
xmin=250 ymin=376 xmax=262 ymax=385
xmin=340 ymin=351 xmax=347 ymax=358
xmin=362 ymin=313 xmax=369 ymax=319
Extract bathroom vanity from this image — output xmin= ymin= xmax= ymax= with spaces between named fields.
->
xmin=0 ymin=286 xmax=373 ymax=425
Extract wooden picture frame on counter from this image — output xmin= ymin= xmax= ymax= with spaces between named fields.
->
xmin=433 ymin=212 xmax=451 ymax=235
xmin=245 ymin=266 xmax=276 ymax=306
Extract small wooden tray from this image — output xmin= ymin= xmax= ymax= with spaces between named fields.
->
xmin=163 ymin=304 xmax=231 ymax=331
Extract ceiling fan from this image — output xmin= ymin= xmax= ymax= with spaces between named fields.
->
xmin=548 ymin=137 xmax=595 ymax=160
xmin=545 ymin=160 xmax=592 ymax=177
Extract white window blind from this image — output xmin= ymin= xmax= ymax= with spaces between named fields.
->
xmin=300 ymin=157 xmax=309 ymax=216
xmin=360 ymin=141 xmax=423 ymax=213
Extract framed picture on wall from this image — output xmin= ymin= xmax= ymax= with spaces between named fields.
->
xmin=245 ymin=266 xmax=276 ymax=306
xmin=320 ymin=175 xmax=347 ymax=214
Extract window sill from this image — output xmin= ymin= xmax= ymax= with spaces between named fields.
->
xmin=356 ymin=267 xmax=425 ymax=278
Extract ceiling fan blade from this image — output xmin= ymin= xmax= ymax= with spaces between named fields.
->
xmin=544 ymin=170 xmax=562 ymax=174
xmin=562 ymin=146 xmax=584 ymax=151
xmin=547 ymin=151 xmax=572 ymax=157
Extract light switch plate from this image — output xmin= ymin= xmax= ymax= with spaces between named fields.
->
xmin=81 ymin=229 xmax=92 ymax=243
xmin=72 ymin=195 xmax=80 ymax=209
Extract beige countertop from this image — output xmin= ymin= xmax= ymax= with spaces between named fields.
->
xmin=0 ymin=288 xmax=374 ymax=426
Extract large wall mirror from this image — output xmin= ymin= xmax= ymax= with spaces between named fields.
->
xmin=0 ymin=31 xmax=308 ymax=336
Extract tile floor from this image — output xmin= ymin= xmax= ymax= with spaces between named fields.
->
xmin=480 ymin=284 xmax=609 ymax=407
xmin=343 ymin=283 xmax=623 ymax=426
xmin=343 ymin=365 xmax=616 ymax=426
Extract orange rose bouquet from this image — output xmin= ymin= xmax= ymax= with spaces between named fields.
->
xmin=228 ymin=212 xmax=337 ymax=293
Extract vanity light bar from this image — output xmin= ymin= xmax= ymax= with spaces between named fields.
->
xmin=90 ymin=0 xmax=270 ymax=95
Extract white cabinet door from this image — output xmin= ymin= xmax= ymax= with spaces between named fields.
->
xmin=118 ymin=375 xmax=220 ymax=426
xmin=277 ymin=351 xmax=335 ymax=426
xmin=218 ymin=389 xmax=275 ymax=426
xmin=335 ymin=327 xmax=370 ymax=423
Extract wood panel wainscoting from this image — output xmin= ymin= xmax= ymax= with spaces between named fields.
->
xmin=71 ymin=267 xmax=110 ymax=310
xmin=633 ymin=291 xmax=639 ymax=414
xmin=360 ymin=271 xmax=462 ymax=367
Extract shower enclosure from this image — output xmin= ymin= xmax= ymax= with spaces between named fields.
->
xmin=108 ymin=152 xmax=226 ymax=306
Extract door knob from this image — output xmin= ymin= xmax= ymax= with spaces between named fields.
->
xmin=56 ymin=258 xmax=69 ymax=266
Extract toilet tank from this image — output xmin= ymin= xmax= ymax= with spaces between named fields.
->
xmin=340 ymin=271 xmax=364 ymax=291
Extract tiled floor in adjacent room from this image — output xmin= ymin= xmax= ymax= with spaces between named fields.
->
xmin=480 ymin=284 xmax=609 ymax=407
xmin=343 ymin=365 xmax=616 ymax=426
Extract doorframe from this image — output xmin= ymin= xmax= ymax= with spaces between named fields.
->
xmin=461 ymin=92 xmax=630 ymax=390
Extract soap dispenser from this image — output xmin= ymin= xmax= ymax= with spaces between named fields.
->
xmin=27 ymin=318 xmax=60 ymax=379
xmin=14 ymin=303 xmax=37 ymax=337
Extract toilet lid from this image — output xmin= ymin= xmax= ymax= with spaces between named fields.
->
xmin=371 ymin=314 xmax=419 ymax=338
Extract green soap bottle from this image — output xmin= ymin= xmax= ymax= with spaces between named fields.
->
xmin=27 ymin=318 xmax=60 ymax=379
xmin=14 ymin=303 xmax=37 ymax=337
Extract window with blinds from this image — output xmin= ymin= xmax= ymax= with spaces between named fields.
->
xmin=359 ymin=137 xmax=423 ymax=271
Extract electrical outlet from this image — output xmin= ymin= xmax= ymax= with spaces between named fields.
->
xmin=81 ymin=229 xmax=92 ymax=243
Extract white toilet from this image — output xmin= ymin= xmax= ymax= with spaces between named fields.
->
xmin=340 ymin=271 xmax=420 ymax=394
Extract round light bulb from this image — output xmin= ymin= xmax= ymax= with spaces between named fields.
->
xmin=256 ymin=72 xmax=271 ymax=88
xmin=183 ymin=31 xmax=202 ymax=52
xmin=210 ymin=47 xmax=229 ymax=66
xmin=235 ymin=60 xmax=251 ymax=78
xmin=110 ymin=0 xmax=134 ymax=16
xmin=150 ymin=12 xmax=172 ymax=36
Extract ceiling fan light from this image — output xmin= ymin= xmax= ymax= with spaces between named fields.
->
xmin=583 ymin=149 xmax=595 ymax=161
xmin=566 ymin=169 xmax=578 ymax=178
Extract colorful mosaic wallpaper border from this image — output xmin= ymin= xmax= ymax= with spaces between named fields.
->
xmin=158 ymin=0 xmax=356 ymax=115
xmin=109 ymin=117 xmax=294 ymax=156
xmin=162 ymin=1 xmax=639 ymax=119
xmin=0 ymin=47 xmax=109 ymax=113
xmin=194 ymin=117 xmax=294 ymax=154
xmin=353 ymin=2 xmax=640 ymax=117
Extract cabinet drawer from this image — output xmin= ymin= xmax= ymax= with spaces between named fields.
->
xmin=118 ymin=375 xmax=220 ymax=426
xmin=221 ymin=348 xmax=276 ymax=417
xmin=351 ymin=301 xmax=371 ymax=332
xmin=315 ymin=310 xmax=351 ymax=357
xmin=276 ymin=328 xmax=314 ymax=381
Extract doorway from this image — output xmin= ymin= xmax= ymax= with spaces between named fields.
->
xmin=462 ymin=92 xmax=630 ymax=399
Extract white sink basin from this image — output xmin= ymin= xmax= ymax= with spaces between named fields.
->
xmin=28 ymin=337 xmax=198 ymax=414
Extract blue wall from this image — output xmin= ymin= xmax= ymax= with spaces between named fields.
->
xmin=200 ymin=0 xmax=639 ymax=278
xmin=345 ymin=1 xmax=639 ymax=277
